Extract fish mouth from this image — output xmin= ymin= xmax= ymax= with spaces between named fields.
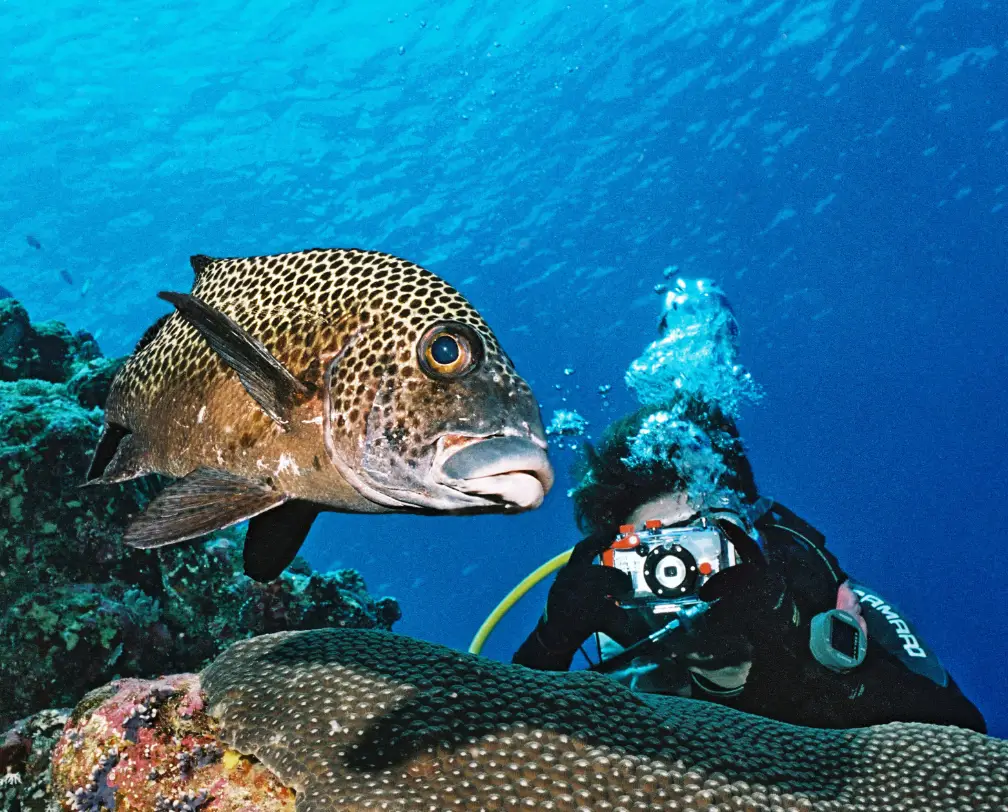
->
xmin=434 ymin=433 xmax=554 ymax=511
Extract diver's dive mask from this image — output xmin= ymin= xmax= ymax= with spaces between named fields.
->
xmin=600 ymin=511 xmax=759 ymax=615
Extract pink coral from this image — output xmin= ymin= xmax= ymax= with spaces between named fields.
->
xmin=50 ymin=675 xmax=293 ymax=811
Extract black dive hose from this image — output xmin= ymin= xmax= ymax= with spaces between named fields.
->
xmin=589 ymin=599 xmax=715 ymax=674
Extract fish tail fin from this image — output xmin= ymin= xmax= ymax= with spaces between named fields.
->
xmin=123 ymin=467 xmax=286 ymax=549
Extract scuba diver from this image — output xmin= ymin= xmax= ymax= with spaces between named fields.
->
xmin=511 ymin=400 xmax=986 ymax=731
xmin=509 ymin=279 xmax=986 ymax=732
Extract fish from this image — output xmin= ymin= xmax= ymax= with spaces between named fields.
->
xmin=0 ymin=284 xmax=12 ymax=299
xmin=87 ymin=248 xmax=554 ymax=581
xmin=26 ymin=235 xmax=41 ymax=250
xmin=59 ymin=269 xmax=74 ymax=285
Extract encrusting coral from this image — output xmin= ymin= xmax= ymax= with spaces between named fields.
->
xmin=43 ymin=628 xmax=1008 ymax=812
xmin=0 ymin=298 xmax=400 ymax=743
xmin=49 ymin=675 xmax=294 ymax=812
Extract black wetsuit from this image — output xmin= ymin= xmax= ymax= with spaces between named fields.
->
xmin=513 ymin=502 xmax=987 ymax=733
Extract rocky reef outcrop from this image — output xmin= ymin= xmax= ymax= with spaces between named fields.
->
xmin=0 ymin=299 xmax=400 ymax=750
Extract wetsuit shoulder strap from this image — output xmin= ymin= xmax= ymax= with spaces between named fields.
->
xmin=762 ymin=500 xmax=826 ymax=547
xmin=755 ymin=500 xmax=847 ymax=595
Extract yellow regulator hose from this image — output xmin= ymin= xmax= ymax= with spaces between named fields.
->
xmin=468 ymin=547 xmax=574 ymax=655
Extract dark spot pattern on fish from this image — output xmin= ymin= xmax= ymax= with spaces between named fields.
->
xmin=112 ymin=249 xmax=530 ymax=446
xmin=94 ymin=247 xmax=551 ymax=578
xmin=133 ymin=313 xmax=171 ymax=354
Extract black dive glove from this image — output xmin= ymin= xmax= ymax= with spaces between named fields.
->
xmin=664 ymin=562 xmax=801 ymax=697
xmin=537 ymin=530 xmax=639 ymax=655
xmin=675 ymin=520 xmax=806 ymax=677
xmin=710 ymin=520 xmax=807 ymax=637
xmin=694 ymin=564 xmax=802 ymax=645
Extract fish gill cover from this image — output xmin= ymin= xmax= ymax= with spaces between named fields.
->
xmin=0 ymin=0 xmax=1005 ymax=745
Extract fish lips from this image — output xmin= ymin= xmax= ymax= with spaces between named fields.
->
xmin=435 ymin=433 xmax=555 ymax=511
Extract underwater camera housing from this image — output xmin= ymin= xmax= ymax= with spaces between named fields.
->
xmin=601 ymin=520 xmax=739 ymax=614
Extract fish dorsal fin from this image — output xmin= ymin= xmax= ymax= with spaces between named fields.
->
xmin=158 ymin=291 xmax=309 ymax=426
xmin=123 ymin=467 xmax=287 ymax=549
xmin=242 ymin=500 xmax=321 ymax=582
xmin=190 ymin=254 xmax=216 ymax=279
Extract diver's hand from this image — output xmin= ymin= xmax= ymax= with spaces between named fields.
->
xmin=673 ymin=564 xmax=786 ymax=695
xmin=538 ymin=531 xmax=635 ymax=652
xmin=696 ymin=563 xmax=805 ymax=651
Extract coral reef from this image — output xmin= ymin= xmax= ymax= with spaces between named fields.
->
xmin=0 ymin=299 xmax=103 ymax=385
xmin=50 ymin=675 xmax=293 ymax=811
xmin=196 ymin=629 xmax=1008 ymax=811
xmin=46 ymin=628 xmax=1008 ymax=811
xmin=0 ymin=707 xmax=69 ymax=812
xmin=0 ymin=300 xmax=400 ymax=731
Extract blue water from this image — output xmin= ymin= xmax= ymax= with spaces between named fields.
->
xmin=2 ymin=0 xmax=1006 ymax=736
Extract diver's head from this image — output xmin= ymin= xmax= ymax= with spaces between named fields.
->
xmin=570 ymin=397 xmax=758 ymax=537
xmin=624 ymin=490 xmax=697 ymax=528
xmin=579 ymin=399 xmax=762 ymax=615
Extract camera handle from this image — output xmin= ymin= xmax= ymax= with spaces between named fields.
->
xmin=589 ymin=599 xmax=716 ymax=674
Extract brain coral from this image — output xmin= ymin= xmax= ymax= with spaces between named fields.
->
xmin=196 ymin=629 xmax=1007 ymax=812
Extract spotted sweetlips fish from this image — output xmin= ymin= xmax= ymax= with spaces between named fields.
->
xmin=88 ymin=249 xmax=553 ymax=581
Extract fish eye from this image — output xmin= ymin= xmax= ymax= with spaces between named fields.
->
xmin=418 ymin=321 xmax=483 ymax=380
xmin=431 ymin=334 xmax=460 ymax=365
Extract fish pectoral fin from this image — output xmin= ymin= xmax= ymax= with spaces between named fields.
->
xmin=242 ymin=500 xmax=322 ymax=582
xmin=123 ymin=467 xmax=287 ymax=549
xmin=85 ymin=426 xmax=151 ymax=486
xmin=157 ymin=291 xmax=309 ymax=426
xmin=86 ymin=422 xmax=132 ymax=482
